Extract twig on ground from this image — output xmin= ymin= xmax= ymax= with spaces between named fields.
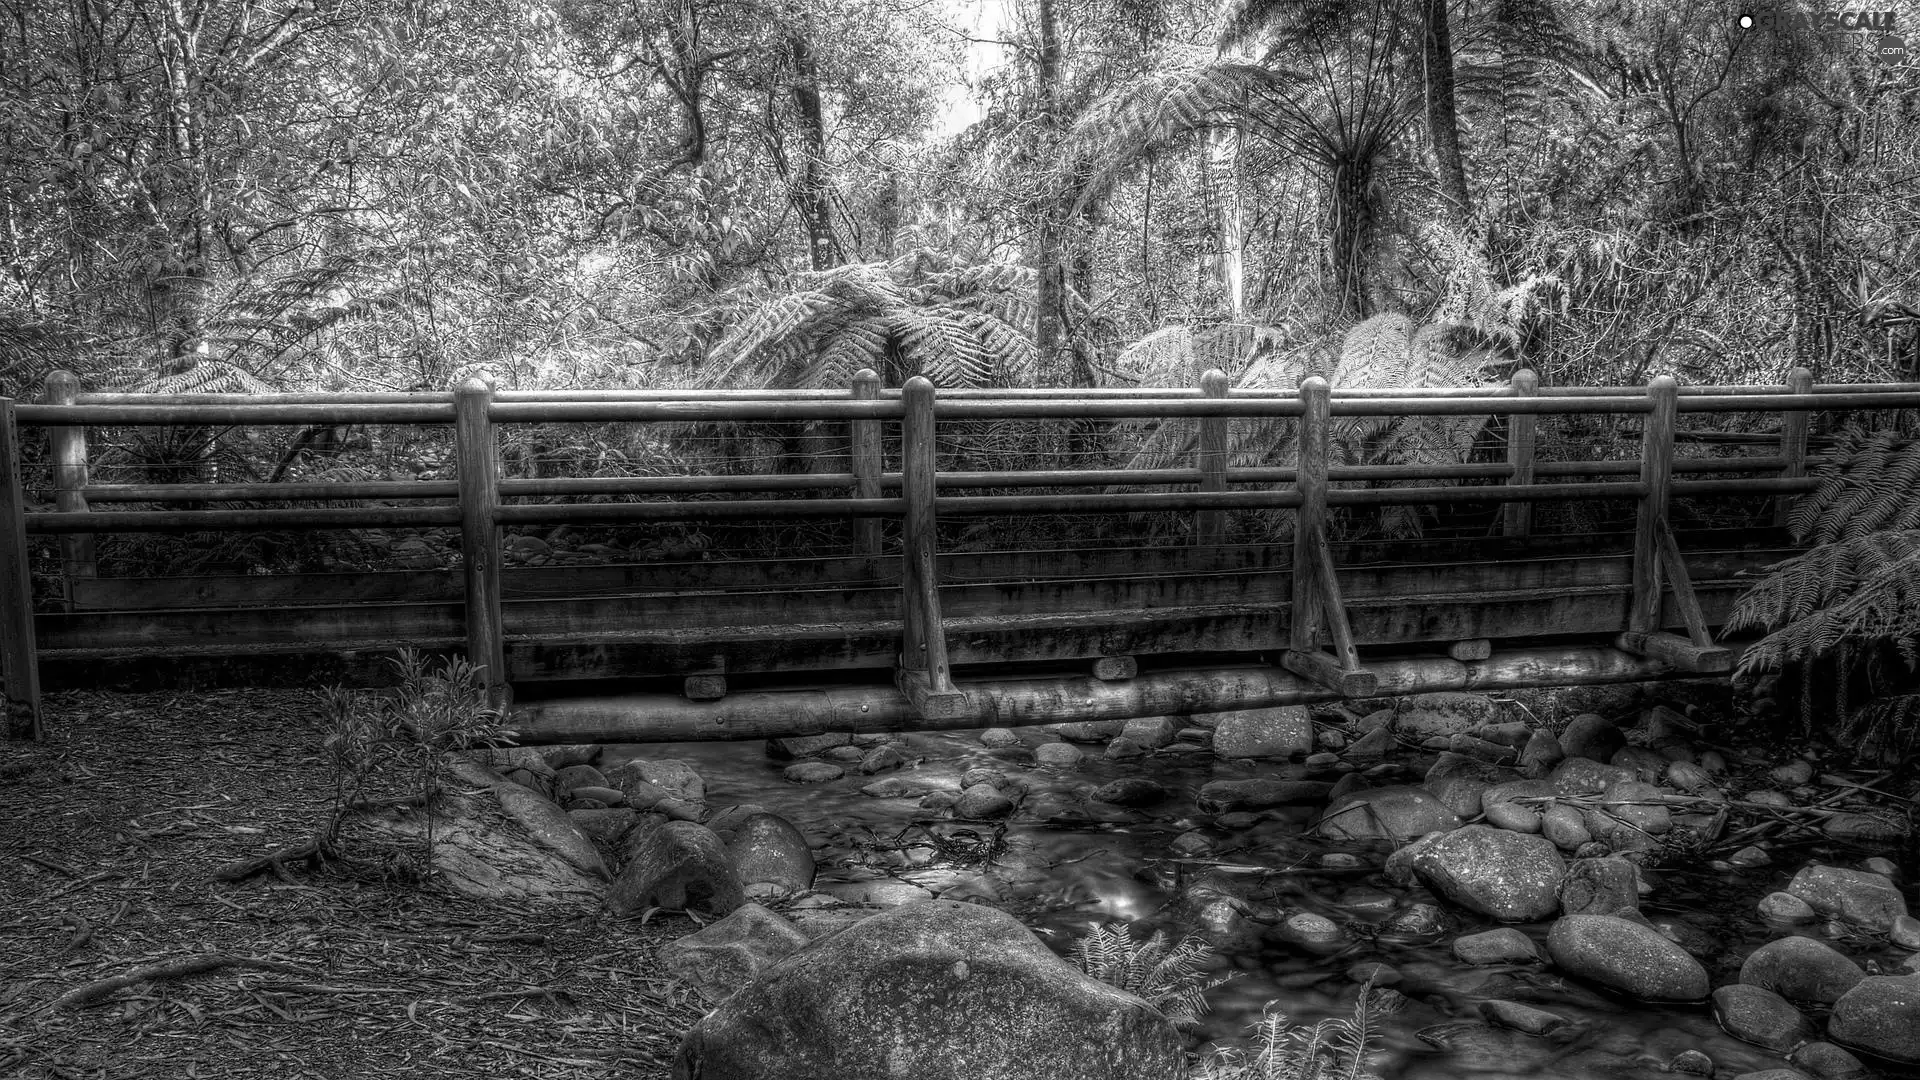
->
xmin=48 ymin=954 xmax=318 ymax=1010
xmin=211 ymin=838 xmax=325 ymax=882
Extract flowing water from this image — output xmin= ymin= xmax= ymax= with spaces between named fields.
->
xmin=601 ymin=730 xmax=1915 ymax=1080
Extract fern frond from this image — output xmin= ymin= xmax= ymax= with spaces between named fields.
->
xmin=1789 ymin=430 xmax=1920 ymax=542
xmin=131 ymin=359 xmax=274 ymax=396
xmin=1846 ymin=693 xmax=1920 ymax=762
xmin=1729 ymin=531 xmax=1920 ymax=671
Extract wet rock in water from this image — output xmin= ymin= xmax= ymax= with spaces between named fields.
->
xmin=1728 ymin=844 xmax=1771 ymax=868
xmin=1090 ymin=778 xmax=1166 ymax=807
xmin=822 ymin=745 xmax=866 ymax=764
xmin=1046 ymin=720 xmax=1126 ymax=744
xmin=1519 ymin=730 xmax=1565 ymax=778
xmin=1120 ymin=716 xmax=1181 ymax=749
xmin=1423 ymin=753 xmax=1521 ymax=818
xmin=610 ymin=819 xmax=745 ymax=916
xmin=1346 ymin=961 xmax=1400 ymax=986
xmin=1033 ymin=741 xmax=1084 ymax=768
xmin=1546 ymin=913 xmax=1709 ymax=1001
xmin=1196 ymin=778 xmax=1332 ymax=812
xmin=1476 ymin=721 xmax=1534 ymax=748
xmin=1412 ymin=825 xmax=1566 ymax=923
xmin=1326 ymin=772 xmax=1366 ymax=803
xmin=676 ymin=900 xmax=1185 ymax=1080
xmin=1453 ymin=928 xmax=1542 ymax=965
xmin=1667 ymin=1049 xmax=1715 ymax=1075
xmin=817 ymin=879 xmax=936 ymax=907
xmin=1479 ymin=999 xmax=1572 ymax=1036
xmin=1549 ymin=756 xmax=1636 ymax=796
xmin=1486 ymin=801 xmax=1543 ymax=833
xmin=859 ymin=776 xmax=941 ymax=799
xmin=609 ymin=758 xmax=706 ymax=803
xmin=1787 ymin=865 xmax=1909 ymax=932
xmin=979 ymin=728 xmax=1023 ymax=749
xmin=1380 ymin=902 xmax=1451 ymax=942
xmin=1609 ymin=746 xmax=1670 ymax=784
xmin=856 ymin=746 xmax=907 ymax=774
xmin=1274 ymin=912 xmax=1345 ymax=948
xmin=1788 ymin=1040 xmax=1871 ymax=1080
xmin=553 ymin=763 xmax=611 ymax=798
xmin=1448 ymin=733 xmax=1519 ymax=764
xmin=1169 ymin=830 xmax=1214 ymax=857
xmin=1559 ymin=714 xmax=1627 ymax=764
xmin=1195 ymin=898 xmax=1259 ymax=949
xmin=661 ymin=902 xmax=811 ymax=1004
xmin=1541 ymin=803 xmax=1594 ymax=852
xmin=1394 ymin=692 xmax=1500 ymax=739
xmin=1827 ymin=974 xmax=1920 ymax=1064
xmin=1384 ymin=830 xmax=1449 ymax=887
xmin=961 ymin=768 xmax=1005 ymax=788
xmin=1713 ymin=984 xmax=1818 ymax=1052
xmin=1343 ymin=726 xmax=1396 ymax=761
xmin=1315 ymin=785 xmax=1462 ymax=843
xmin=1104 ymin=737 xmax=1148 ymax=760
xmin=1739 ymin=935 xmax=1865 ymax=1007
xmin=783 ymin=762 xmax=844 ymax=784
xmin=767 ymin=732 xmax=853 ymax=759
xmin=1822 ymin=813 xmax=1909 ymax=845
xmin=1560 ymin=857 xmax=1643 ymax=918
xmin=1759 ymin=892 xmax=1819 ymax=922
xmin=952 ymin=783 xmax=1016 ymax=819
xmin=1891 ymin=914 xmax=1920 ymax=950
xmin=1209 ymin=705 xmax=1312 ymax=759
xmin=720 ymin=812 xmax=815 ymax=898
xmin=1730 ymin=1070 xmax=1817 ymax=1080
xmin=567 ymin=784 xmax=626 ymax=808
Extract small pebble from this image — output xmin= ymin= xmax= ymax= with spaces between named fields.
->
xmin=1769 ymin=759 xmax=1815 ymax=786
xmin=1758 ymin=891 xmax=1818 ymax=921
xmin=1727 ymin=844 xmax=1771 ymax=868
xmin=1304 ymin=751 xmax=1342 ymax=770
xmin=1105 ymin=737 xmax=1147 ymax=760
xmin=1318 ymin=853 xmax=1365 ymax=869
xmin=784 ymin=762 xmax=844 ymax=784
xmin=979 ymin=728 xmax=1022 ymax=749
xmin=1863 ymin=857 xmax=1899 ymax=878
xmin=1278 ymin=912 xmax=1344 ymax=946
xmin=1033 ymin=742 xmax=1083 ymax=768
xmin=1667 ymin=1049 xmax=1715 ymax=1076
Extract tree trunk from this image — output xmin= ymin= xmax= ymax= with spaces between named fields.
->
xmin=1031 ymin=0 xmax=1072 ymax=384
xmin=1328 ymin=154 xmax=1375 ymax=320
xmin=786 ymin=29 xmax=841 ymax=271
xmin=1421 ymin=0 xmax=1471 ymax=226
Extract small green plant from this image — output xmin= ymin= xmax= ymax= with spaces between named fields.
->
xmin=1071 ymin=922 xmax=1234 ymax=1027
xmin=1191 ymin=983 xmax=1400 ymax=1080
xmin=317 ymin=648 xmax=511 ymax=879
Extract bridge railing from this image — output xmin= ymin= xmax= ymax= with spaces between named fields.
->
xmin=6 ymin=366 xmax=1920 ymax=738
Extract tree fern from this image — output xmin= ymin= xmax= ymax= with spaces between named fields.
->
xmin=1070 ymin=922 xmax=1234 ymax=1028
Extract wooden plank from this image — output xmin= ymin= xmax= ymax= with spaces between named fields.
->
xmin=43 ymin=370 xmax=95 ymax=595
xmin=898 ymin=377 xmax=955 ymax=694
xmin=1776 ymin=366 xmax=1813 ymax=528
xmin=1631 ymin=376 xmax=1678 ymax=635
xmin=1656 ymin=525 xmax=1715 ymax=648
xmin=851 ymin=369 xmax=883 ymax=557
xmin=456 ymin=379 xmax=505 ymax=693
xmin=0 ymin=398 xmax=42 ymax=739
xmin=1292 ymin=377 xmax=1331 ymax=653
xmin=1616 ymin=631 xmax=1732 ymax=674
xmin=1195 ymin=368 xmax=1229 ymax=545
xmin=1504 ymin=368 xmax=1537 ymax=536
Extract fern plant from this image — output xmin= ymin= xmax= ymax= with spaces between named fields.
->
xmin=1726 ymin=426 xmax=1920 ymax=760
xmin=1192 ymin=983 xmax=1401 ymax=1080
xmin=1071 ymin=922 xmax=1234 ymax=1028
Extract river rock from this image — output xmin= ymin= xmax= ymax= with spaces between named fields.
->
xmin=857 ymin=746 xmax=906 ymax=774
xmin=661 ymin=902 xmax=811 ymax=1004
xmin=552 ymin=764 xmax=610 ymax=797
xmin=720 ymin=812 xmax=815 ymax=897
xmin=979 ymin=728 xmax=1023 ymax=749
xmin=860 ymin=776 xmax=942 ymax=799
xmin=1788 ymin=865 xmax=1909 ymax=932
xmin=569 ymin=807 xmax=639 ymax=845
xmin=1559 ymin=714 xmax=1627 ymax=763
xmin=1384 ymin=831 xmax=1447 ymax=887
xmin=1412 ymin=825 xmax=1566 ymax=922
xmin=1198 ymin=778 xmax=1333 ymax=812
xmin=1827 ymin=974 xmax=1920 ymax=1064
xmin=1823 ymin=812 xmax=1909 ymax=844
xmin=1713 ymin=983 xmax=1818 ymax=1051
xmin=1343 ymin=726 xmax=1396 ymax=760
xmin=1668 ymin=1049 xmax=1715 ymax=1075
xmin=1760 ymin=892 xmax=1819 ymax=922
xmin=1034 ymin=741 xmax=1084 ymax=767
xmin=818 ymin=880 xmax=936 ymax=907
xmin=1666 ymin=760 xmax=1714 ymax=792
xmin=1609 ymin=746 xmax=1670 ymax=783
xmin=1598 ymin=779 xmax=1673 ymax=836
xmin=1394 ymin=693 xmax=1499 ymax=738
xmin=1519 ymin=730 xmax=1565 ymax=778
xmin=1891 ymin=914 xmax=1920 ymax=950
xmin=1381 ymin=902 xmax=1451 ymax=941
xmin=1090 ymin=778 xmax=1166 ymax=807
xmin=675 ymin=900 xmax=1185 ymax=1080
xmin=610 ymin=818 xmax=745 ymax=916
xmin=1546 ymin=913 xmax=1709 ymax=1001
xmin=1104 ymin=737 xmax=1148 ymax=760
xmin=784 ymin=762 xmax=844 ymax=784
xmin=1479 ymin=999 xmax=1571 ymax=1036
xmin=1047 ymin=720 xmax=1126 ymax=744
xmin=954 ymin=783 xmax=1015 ymax=819
xmin=1316 ymin=785 xmax=1462 ymax=842
xmin=767 ymin=732 xmax=852 ymax=759
xmin=1453 ymin=928 xmax=1541 ymax=965
xmin=1788 ymin=1041 xmax=1871 ymax=1080
xmin=1120 ymin=716 xmax=1181 ymax=749
xmin=1771 ymin=759 xmax=1816 ymax=786
xmin=1741 ymin=935 xmax=1866 ymax=1006
xmin=1210 ymin=706 xmax=1312 ymax=759
xmin=1549 ymin=757 xmax=1636 ymax=796
xmin=1485 ymin=801 xmax=1542 ymax=833
xmin=1423 ymin=753 xmax=1520 ymax=818
xmin=1275 ymin=912 xmax=1345 ymax=947
xmin=1559 ymin=857 xmax=1642 ymax=918
xmin=610 ymin=758 xmax=705 ymax=803
xmin=1541 ymin=804 xmax=1593 ymax=851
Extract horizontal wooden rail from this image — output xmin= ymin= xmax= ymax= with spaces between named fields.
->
xmin=25 ymin=506 xmax=462 ymax=533
xmin=84 ymin=480 xmax=461 ymax=502
xmin=18 ymin=403 xmax=457 ymax=426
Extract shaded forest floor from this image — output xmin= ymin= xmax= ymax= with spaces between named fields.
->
xmin=0 ymin=690 xmax=703 ymax=1080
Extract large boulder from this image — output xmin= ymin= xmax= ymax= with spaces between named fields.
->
xmin=609 ymin=819 xmax=745 ymax=916
xmin=1546 ymin=913 xmax=1709 ymax=1002
xmin=674 ymin=900 xmax=1186 ymax=1080
xmin=1210 ymin=706 xmax=1313 ymax=759
xmin=1315 ymin=786 xmax=1462 ymax=843
xmin=1558 ymin=714 xmax=1627 ymax=763
xmin=1412 ymin=825 xmax=1565 ymax=922
xmin=606 ymin=757 xmax=705 ymax=804
xmin=348 ymin=758 xmax=607 ymax=908
xmin=718 ymin=812 xmax=815 ymax=898
xmin=1787 ymin=865 xmax=1909 ymax=932
xmin=661 ymin=903 xmax=812 ymax=1004
xmin=1740 ymin=935 xmax=1867 ymax=1007
xmin=1828 ymin=974 xmax=1920 ymax=1064
xmin=1197 ymin=779 xmax=1333 ymax=812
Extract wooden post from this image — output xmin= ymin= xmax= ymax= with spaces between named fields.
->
xmin=1629 ymin=375 xmax=1678 ymax=637
xmin=43 ymin=371 xmax=95 ymax=600
xmin=896 ymin=376 xmax=968 ymax=719
xmin=1503 ymin=368 xmax=1537 ymax=537
xmin=455 ymin=378 xmax=506 ymax=701
xmin=0 ymin=398 xmax=42 ymax=740
xmin=1195 ymin=368 xmax=1229 ymax=546
xmin=851 ymin=368 xmax=883 ymax=558
xmin=1775 ymin=366 xmax=1813 ymax=529
xmin=1290 ymin=376 xmax=1330 ymax=653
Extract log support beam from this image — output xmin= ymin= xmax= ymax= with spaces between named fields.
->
xmin=1285 ymin=376 xmax=1377 ymax=696
xmin=895 ymin=376 xmax=972 ymax=721
xmin=1620 ymin=375 xmax=1730 ymax=674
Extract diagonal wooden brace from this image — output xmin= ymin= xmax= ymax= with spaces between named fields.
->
xmin=1283 ymin=521 xmax=1378 ymax=697
xmin=1616 ymin=519 xmax=1732 ymax=673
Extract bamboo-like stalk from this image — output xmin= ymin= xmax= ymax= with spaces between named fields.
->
xmin=0 ymin=398 xmax=41 ymax=740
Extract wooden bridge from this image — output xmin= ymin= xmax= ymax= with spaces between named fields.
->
xmin=4 ymin=367 xmax=1917 ymax=745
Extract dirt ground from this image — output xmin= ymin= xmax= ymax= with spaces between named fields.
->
xmin=0 ymin=689 xmax=704 ymax=1080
